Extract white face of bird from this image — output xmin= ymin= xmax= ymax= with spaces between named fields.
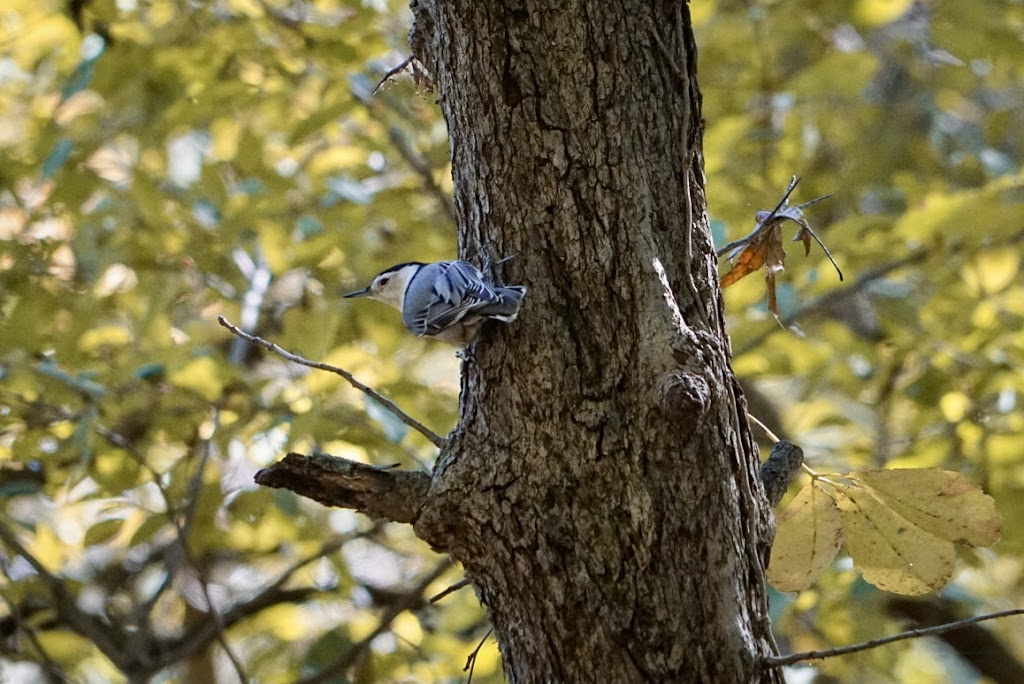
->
xmin=344 ymin=263 xmax=422 ymax=311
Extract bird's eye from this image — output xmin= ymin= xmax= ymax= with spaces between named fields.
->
xmin=378 ymin=276 xmax=391 ymax=287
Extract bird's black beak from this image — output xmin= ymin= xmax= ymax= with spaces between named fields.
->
xmin=344 ymin=287 xmax=371 ymax=298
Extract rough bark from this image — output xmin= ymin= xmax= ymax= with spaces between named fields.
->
xmin=259 ymin=1 xmax=784 ymax=681
xmin=404 ymin=1 xmax=781 ymax=681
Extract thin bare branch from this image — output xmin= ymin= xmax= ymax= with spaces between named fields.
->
xmin=258 ymin=525 xmax=382 ymax=599
xmin=429 ymin=577 xmax=471 ymax=604
xmin=746 ymin=413 xmax=780 ymax=444
xmin=0 ymin=519 xmax=128 ymax=671
xmin=136 ymin=533 xmax=374 ymax=676
xmin=373 ymin=56 xmax=414 ymax=94
xmin=95 ymin=426 xmax=185 ymax=636
xmin=465 ymin=627 xmax=494 ymax=684
xmin=351 ymin=88 xmax=456 ymax=223
xmin=143 ymin=586 xmax=324 ymax=678
xmin=733 ymin=250 xmax=929 ymax=357
xmin=218 ymin=316 xmax=445 ymax=448
xmin=297 ymin=558 xmax=454 ymax=684
xmin=157 ymin=406 xmax=250 ymax=682
xmin=763 ymin=607 xmax=1024 ymax=667
xmin=385 ymin=124 xmax=458 ymax=222
xmin=0 ymin=561 xmax=68 ymax=684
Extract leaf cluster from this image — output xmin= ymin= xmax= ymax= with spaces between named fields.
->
xmin=768 ymin=468 xmax=1001 ymax=596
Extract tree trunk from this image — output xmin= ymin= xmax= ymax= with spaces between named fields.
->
xmin=408 ymin=1 xmax=782 ymax=681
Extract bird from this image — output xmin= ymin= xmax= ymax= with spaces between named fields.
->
xmin=344 ymin=260 xmax=527 ymax=345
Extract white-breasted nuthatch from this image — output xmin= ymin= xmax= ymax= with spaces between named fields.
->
xmin=344 ymin=260 xmax=527 ymax=345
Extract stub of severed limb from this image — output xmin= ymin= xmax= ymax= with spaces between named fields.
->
xmin=256 ymin=453 xmax=431 ymax=525
xmin=746 ymin=414 xmax=804 ymax=507
xmin=758 ymin=440 xmax=804 ymax=507
xmin=218 ymin=316 xmax=445 ymax=449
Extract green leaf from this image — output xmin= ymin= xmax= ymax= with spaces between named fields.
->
xmin=84 ymin=518 xmax=124 ymax=547
xmin=129 ymin=514 xmax=172 ymax=548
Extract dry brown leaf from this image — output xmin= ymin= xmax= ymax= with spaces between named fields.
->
xmin=719 ymin=222 xmax=787 ymax=289
xmin=717 ymin=177 xmax=841 ymax=318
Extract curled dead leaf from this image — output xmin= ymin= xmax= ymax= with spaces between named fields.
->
xmin=717 ymin=176 xmax=842 ymax=319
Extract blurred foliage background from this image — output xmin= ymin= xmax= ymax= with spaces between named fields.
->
xmin=0 ymin=0 xmax=1022 ymax=682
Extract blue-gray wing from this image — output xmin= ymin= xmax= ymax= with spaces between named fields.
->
xmin=403 ymin=261 xmax=500 ymax=336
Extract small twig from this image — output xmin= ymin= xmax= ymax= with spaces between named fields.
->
xmin=140 ymin=534 xmax=381 ymax=675
xmin=260 ymin=525 xmax=381 ymax=599
xmin=148 ymin=587 xmax=324 ymax=677
xmin=733 ymin=250 xmax=928 ymax=357
xmin=429 ymin=578 xmax=471 ymax=604
xmin=228 ymin=248 xmax=272 ymax=365
xmin=464 ymin=627 xmax=494 ymax=684
xmin=746 ymin=413 xmax=780 ymax=444
xmin=373 ymin=56 xmax=414 ymax=94
xmin=0 ymin=519 xmax=128 ymax=670
xmin=353 ymin=88 xmax=457 ymax=223
xmin=297 ymin=558 xmax=454 ymax=684
xmin=386 ymin=125 xmax=458 ymax=222
xmin=255 ymin=0 xmax=314 ymax=47
xmin=218 ymin=316 xmax=445 ymax=448
xmin=0 ymin=563 xmax=66 ymax=684
xmin=763 ymin=607 xmax=1024 ymax=667
xmin=358 ymin=59 xmax=454 ymax=220
xmin=166 ymin=407 xmax=249 ymax=684
xmin=180 ymin=407 xmax=219 ymax=540
xmin=716 ymin=176 xmax=802 ymax=258
xmin=95 ymin=424 xmax=186 ymax=651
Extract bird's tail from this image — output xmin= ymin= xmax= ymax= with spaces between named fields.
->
xmin=480 ymin=286 xmax=527 ymax=322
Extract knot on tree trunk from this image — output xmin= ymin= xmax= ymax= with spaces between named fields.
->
xmin=660 ymin=370 xmax=711 ymax=424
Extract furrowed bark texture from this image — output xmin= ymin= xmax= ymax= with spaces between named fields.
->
xmin=411 ymin=1 xmax=780 ymax=682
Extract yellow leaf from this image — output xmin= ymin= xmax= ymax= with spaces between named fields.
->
xmin=392 ymin=612 xmax=424 ymax=646
xmin=35 ymin=630 xmax=94 ymax=665
xmin=835 ymin=485 xmax=954 ymax=595
xmin=209 ymin=117 xmax=241 ymax=161
xmin=962 ymin=247 xmax=1020 ymax=295
xmin=938 ymin=392 xmax=970 ymax=423
xmin=79 ymin=325 xmax=133 ymax=353
xmin=31 ymin=525 xmax=66 ymax=573
xmin=169 ymin=357 xmax=225 ymax=402
xmin=258 ymin=603 xmax=307 ymax=641
xmin=855 ymin=0 xmax=915 ymax=26
xmin=767 ymin=480 xmax=842 ymax=592
xmin=854 ymin=469 xmax=1001 ymax=547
